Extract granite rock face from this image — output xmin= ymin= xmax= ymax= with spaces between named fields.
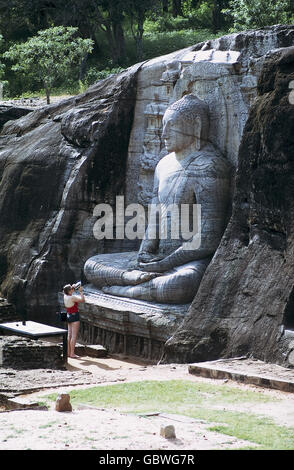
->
xmin=0 ymin=65 xmax=141 ymax=323
xmin=163 ymin=46 xmax=294 ymax=366
xmin=0 ymin=105 xmax=32 ymax=131
xmin=0 ymin=25 xmax=294 ymax=365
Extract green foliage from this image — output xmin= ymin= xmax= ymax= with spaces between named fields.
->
xmin=183 ymin=0 xmax=215 ymax=29
xmin=83 ymin=66 xmax=125 ymax=87
xmin=2 ymin=0 xmax=293 ymax=98
xmin=144 ymin=2 xmax=231 ymax=34
xmin=223 ymin=0 xmax=294 ymax=31
xmin=144 ymin=15 xmax=191 ymax=32
xmin=0 ymin=32 xmax=5 ymax=79
xmin=139 ymin=29 xmax=223 ymax=60
xmin=3 ymin=26 xmax=94 ymax=103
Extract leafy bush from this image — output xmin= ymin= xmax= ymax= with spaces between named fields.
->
xmin=140 ymin=29 xmax=223 ymax=60
xmin=223 ymin=0 xmax=294 ymax=31
xmin=4 ymin=26 xmax=94 ymax=103
xmin=83 ymin=66 xmax=125 ymax=87
xmin=144 ymin=15 xmax=191 ymax=33
xmin=186 ymin=2 xmax=215 ymax=29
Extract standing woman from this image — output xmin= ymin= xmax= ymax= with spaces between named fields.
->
xmin=63 ymin=284 xmax=85 ymax=358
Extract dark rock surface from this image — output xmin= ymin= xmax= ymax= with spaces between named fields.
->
xmin=0 ymin=105 xmax=32 ymax=131
xmin=163 ymin=46 xmax=294 ymax=366
xmin=0 ymin=297 xmax=18 ymax=322
xmin=0 ymin=64 xmax=141 ymax=324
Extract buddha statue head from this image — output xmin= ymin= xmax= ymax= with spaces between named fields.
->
xmin=162 ymin=94 xmax=210 ymax=152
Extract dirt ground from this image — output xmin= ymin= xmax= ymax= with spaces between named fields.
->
xmin=1 ymin=95 xmax=74 ymax=108
xmin=1 ymin=355 xmax=294 ymax=451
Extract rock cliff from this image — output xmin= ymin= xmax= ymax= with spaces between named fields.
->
xmin=0 ymin=64 xmax=141 ymax=323
xmin=164 ymin=46 xmax=294 ymax=366
xmin=0 ymin=25 xmax=294 ymax=366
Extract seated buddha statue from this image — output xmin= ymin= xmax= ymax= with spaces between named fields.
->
xmin=84 ymin=94 xmax=231 ymax=304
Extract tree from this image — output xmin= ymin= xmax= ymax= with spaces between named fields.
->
xmin=86 ymin=0 xmax=127 ymax=65
xmin=162 ymin=0 xmax=169 ymax=12
xmin=224 ymin=0 xmax=294 ymax=30
xmin=0 ymin=0 xmax=59 ymax=41
xmin=172 ymin=0 xmax=183 ymax=16
xmin=212 ymin=1 xmax=226 ymax=33
xmin=126 ymin=0 xmax=160 ymax=61
xmin=0 ymin=33 xmax=6 ymax=96
xmin=0 ymin=33 xmax=5 ymax=77
xmin=180 ymin=0 xmax=230 ymax=31
xmin=4 ymin=26 xmax=94 ymax=104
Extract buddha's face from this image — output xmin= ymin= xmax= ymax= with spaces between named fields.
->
xmin=162 ymin=110 xmax=196 ymax=153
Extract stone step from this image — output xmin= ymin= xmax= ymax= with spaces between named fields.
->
xmin=284 ymin=329 xmax=294 ymax=339
xmin=0 ymin=394 xmax=48 ymax=411
xmin=189 ymin=358 xmax=294 ymax=393
xmin=84 ymin=344 xmax=108 ymax=358
xmin=72 ymin=343 xmax=108 ymax=358
xmin=5 ymin=397 xmax=48 ymax=411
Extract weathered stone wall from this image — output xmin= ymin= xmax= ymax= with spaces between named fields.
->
xmin=78 ymin=322 xmax=163 ymax=362
xmin=163 ymin=46 xmax=294 ymax=367
xmin=0 ymin=336 xmax=64 ymax=369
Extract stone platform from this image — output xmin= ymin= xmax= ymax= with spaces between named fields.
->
xmin=59 ymin=285 xmax=189 ymax=361
xmin=189 ymin=357 xmax=294 ymax=393
xmin=0 ymin=336 xmax=64 ymax=370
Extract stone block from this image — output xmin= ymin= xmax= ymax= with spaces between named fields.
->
xmin=84 ymin=344 xmax=108 ymax=358
xmin=55 ymin=393 xmax=72 ymax=412
xmin=160 ymin=425 xmax=176 ymax=439
xmin=74 ymin=343 xmax=86 ymax=355
xmin=0 ymin=336 xmax=63 ymax=369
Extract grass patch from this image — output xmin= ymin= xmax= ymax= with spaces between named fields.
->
xmin=43 ymin=379 xmax=294 ymax=449
xmin=45 ymin=379 xmax=274 ymax=409
xmin=38 ymin=421 xmax=57 ymax=430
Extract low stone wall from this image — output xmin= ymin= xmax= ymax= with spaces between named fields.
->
xmin=0 ymin=336 xmax=64 ymax=370
xmin=78 ymin=321 xmax=164 ymax=362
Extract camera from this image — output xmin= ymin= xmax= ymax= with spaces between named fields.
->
xmin=72 ymin=281 xmax=82 ymax=290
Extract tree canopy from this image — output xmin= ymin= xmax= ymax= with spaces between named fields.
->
xmin=224 ymin=0 xmax=294 ymax=30
xmin=0 ymin=0 xmax=293 ymax=99
xmin=4 ymin=26 xmax=94 ymax=103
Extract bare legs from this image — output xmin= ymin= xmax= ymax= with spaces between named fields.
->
xmin=67 ymin=321 xmax=80 ymax=358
